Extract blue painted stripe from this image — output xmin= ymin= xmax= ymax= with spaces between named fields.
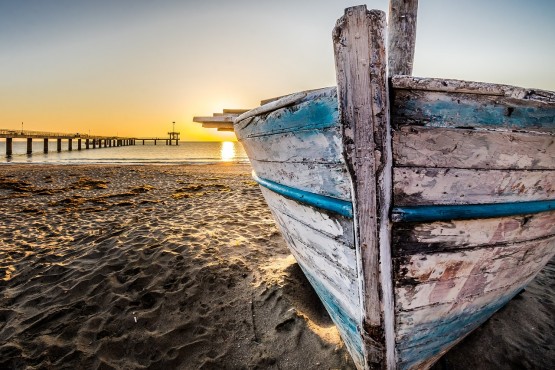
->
xmin=393 ymin=199 xmax=555 ymax=222
xmin=252 ymin=172 xmax=353 ymax=218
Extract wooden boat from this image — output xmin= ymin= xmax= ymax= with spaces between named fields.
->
xmin=231 ymin=2 xmax=555 ymax=369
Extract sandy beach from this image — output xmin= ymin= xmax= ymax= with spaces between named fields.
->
xmin=0 ymin=164 xmax=553 ymax=369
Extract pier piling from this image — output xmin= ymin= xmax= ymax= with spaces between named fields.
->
xmin=6 ymin=138 xmax=12 ymax=157
xmin=1 ymin=128 xmax=139 ymax=158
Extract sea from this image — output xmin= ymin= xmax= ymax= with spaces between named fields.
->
xmin=0 ymin=140 xmax=249 ymax=165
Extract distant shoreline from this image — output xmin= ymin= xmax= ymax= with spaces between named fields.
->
xmin=0 ymin=141 xmax=249 ymax=165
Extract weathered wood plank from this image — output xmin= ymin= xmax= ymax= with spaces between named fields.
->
xmin=394 ymin=274 xmax=537 ymax=369
xmin=262 ymin=190 xmax=356 ymax=271
xmin=395 ymin=274 xmax=531 ymax=337
xmin=334 ymin=5 xmax=394 ymax=367
xmin=193 ymin=115 xmax=235 ymax=123
xmin=201 ymin=122 xmax=234 ymax=129
xmin=394 ymin=239 xmax=554 ymax=311
xmin=392 ymin=210 xmax=555 ymax=255
xmin=277 ymin=226 xmax=360 ymax=321
xmin=283 ymin=230 xmax=359 ymax=311
xmin=234 ymin=88 xmax=338 ymax=139
xmin=235 ymin=92 xmax=307 ymax=123
xmin=387 ymin=0 xmax=418 ymax=76
xmin=394 ymin=167 xmax=555 ymax=206
xmin=396 ymin=235 xmax=555 ymax=284
xmin=240 ymin=126 xmax=343 ymax=164
xmin=394 ymin=264 xmax=545 ymax=370
xmin=250 ymin=160 xmax=351 ymax=201
xmin=396 ymin=267 xmax=545 ymax=349
xmin=396 ymin=286 xmax=518 ymax=369
xmin=391 ymin=89 xmax=555 ymax=133
xmin=268 ymin=212 xmax=356 ymax=276
xmin=222 ymin=108 xmax=249 ymax=114
xmin=393 ymin=126 xmax=555 ymax=170
xmin=392 ymin=76 xmax=555 ymax=103
xmin=259 ymin=186 xmax=354 ymax=243
xmin=395 ymin=256 xmax=552 ymax=312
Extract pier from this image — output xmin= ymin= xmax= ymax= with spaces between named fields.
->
xmin=1 ymin=129 xmax=136 ymax=157
xmin=136 ymin=132 xmax=180 ymax=146
xmin=135 ymin=122 xmax=181 ymax=145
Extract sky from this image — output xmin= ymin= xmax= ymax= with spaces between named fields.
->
xmin=1 ymin=0 xmax=554 ymax=141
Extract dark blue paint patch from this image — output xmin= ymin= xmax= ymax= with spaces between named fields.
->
xmin=398 ymin=286 xmax=524 ymax=369
xmin=395 ymin=93 xmax=555 ymax=133
xmin=298 ymin=264 xmax=365 ymax=368
xmin=392 ymin=199 xmax=555 ymax=222
xmin=252 ymin=172 xmax=354 ymax=218
xmin=239 ymin=95 xmax=340 ymax=138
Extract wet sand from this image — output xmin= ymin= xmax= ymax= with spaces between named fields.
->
xmin=0 ymin=164 xmax=553 ymax=369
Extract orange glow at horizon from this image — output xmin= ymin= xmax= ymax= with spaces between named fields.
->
xmin=1 ymin=1 xmax=553 ymax=141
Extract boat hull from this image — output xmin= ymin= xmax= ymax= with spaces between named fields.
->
xmin=235 ymin=77 xmax=555 ymax=369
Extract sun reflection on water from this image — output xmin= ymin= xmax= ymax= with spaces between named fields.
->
xmin=220 ymin=141 xmax=235 ymax=161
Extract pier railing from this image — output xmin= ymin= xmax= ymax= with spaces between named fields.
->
xmin=0 ymin=128 xmax=130 ymax=140
xmin=1 ymin=128 xmax=138 ymax=157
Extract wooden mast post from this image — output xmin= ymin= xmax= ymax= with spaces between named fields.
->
xmin=388 ymin=0 xmax=418 ymax=76
xmin=334 ymin=1 xmax=419 ymax=367
xmin=333 ymin=5 xmax=394 ymax=369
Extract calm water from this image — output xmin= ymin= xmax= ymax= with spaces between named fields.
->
xmin=0 ymin=140 xmax=249 ymax=165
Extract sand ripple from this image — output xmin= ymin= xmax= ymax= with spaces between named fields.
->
xmin=0 ymin=164 xmax=354 ymax=369
xmin=0 ymin=164 xmax=552 ymax=369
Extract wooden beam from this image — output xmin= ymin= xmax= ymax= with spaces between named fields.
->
xmin=223 ymin=109 xmax=249 ymax=114
xmin=333 ymin=5 xmax=394 ymax=368
xmin=193 ymin=116 xmax=235 ymax=123
xmin=201 ymin=122 xmax=234 ymax=129
xmin=217 ymin=128 xmax=235 ymax=132
xmin=393 ymin=126 xmax=555 ymax=170
xmin=388 ymin=0 xmax=418 ymax=76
